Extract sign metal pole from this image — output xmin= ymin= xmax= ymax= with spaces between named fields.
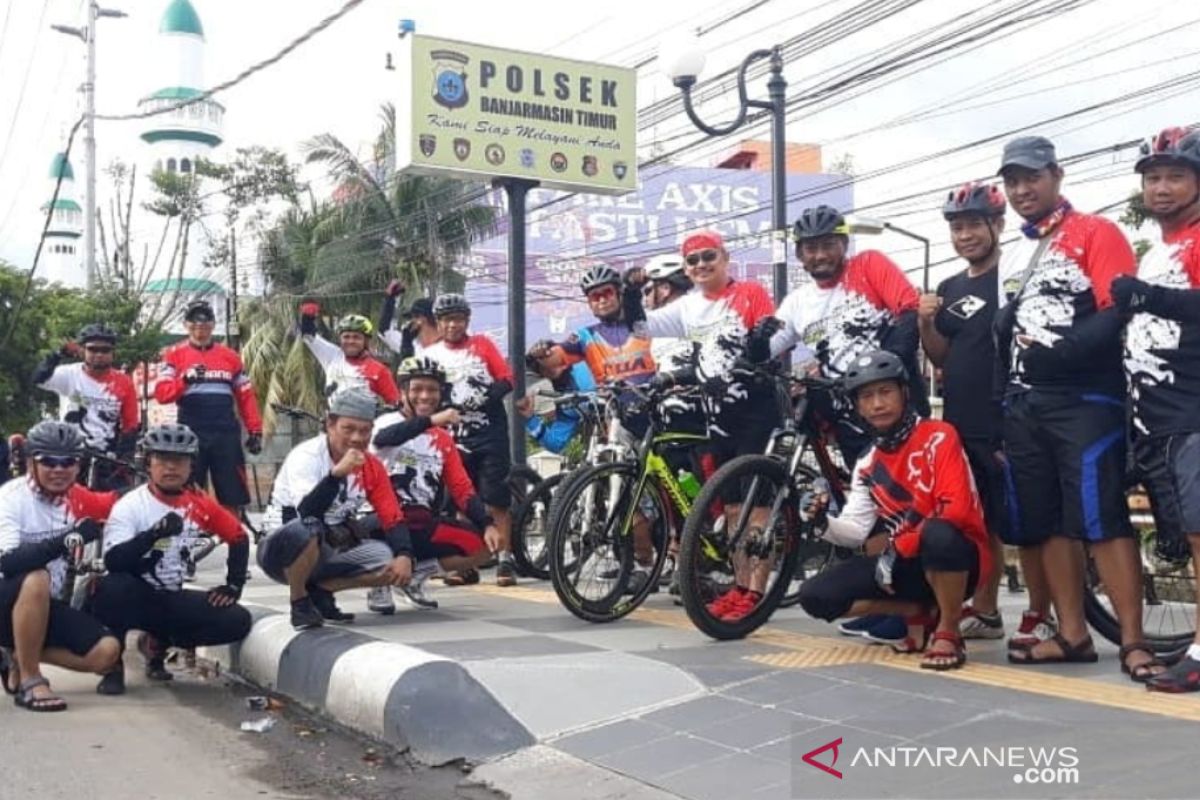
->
xmin=499 ymin=177 xmax=538 ymax=467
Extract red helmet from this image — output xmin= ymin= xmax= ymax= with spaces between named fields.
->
xmin=1135 ymin=126 xmax=1200 ymax=174
xmin=942 ymin=182 xmax=1006 ymax=221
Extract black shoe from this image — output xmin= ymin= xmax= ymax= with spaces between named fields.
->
xmin=623 ymin=570 xmax=659 ymax=596
xmin=145 ymin=658 xmax=173 ymax=682
xmin=290 ymin=596 xmax=325 ymax=631
xmin=96 ymin=667 xmax=126 ymax=696
xmin=309 ymin=587 xmax=355 ymax=624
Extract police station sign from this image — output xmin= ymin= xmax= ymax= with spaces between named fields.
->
xmin=396 ymin=34 xmax=637 ymax=194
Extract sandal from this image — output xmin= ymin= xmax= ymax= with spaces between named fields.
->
xmin=922 ymin=630 xmax=967 ymax=671
xmin=1146 ymin=654 xmax=1200 ymax=693
xmin=1008 ymin=632 xmax=1098 ymax=664
xmin=443 ymin=569 xmax=480 ymax=587
xmin=891 ymin=611 xmax=938 ymax=654
xmin=1119 ymin=641 xmax=1168 ymax=684
xmin=14 ymin=676 xmax=67 ymax=712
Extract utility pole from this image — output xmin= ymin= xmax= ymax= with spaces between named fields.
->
xmin=228 ymin=227 xmax=239 ymax=346
xmin=53 ymin=2 xmax=127 ymax=291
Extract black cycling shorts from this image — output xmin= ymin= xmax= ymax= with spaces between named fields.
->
xmin=962 ymin=437 xmax=1009 ymax=538
xmin=1002 ymin=390 xmax=1133 ymax=546
xmin=0 ymin=572 xmax=113 ymax=657
xmin=698 ymin=413 xmax=778 ymax=504
xmin=191 ymin=430 xmax=249 ymax=507
xmin=1133 ymin=432 xmax=1200 ymax=541
xmin=460 ymin=442 xmax=512 ymax=509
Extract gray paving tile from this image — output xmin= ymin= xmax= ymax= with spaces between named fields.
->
xmin=749 ymin=735 xmax=797 ymax=764
xmin=691 ymin=707 xmax=824 ymax=750
xmin=498 ymin=614 xmax=655 ymax=634
xmin=657 ymin=751 xmax=791 ymax=800
xmin=595 ymin=733 xmax=736 ymax=783
xmin=416 ymin=634 xmax=600 ymax=660
xmin=640 ymin=693 xmax=759 ymax=731
xmin=779 ymin=683 xmax=912 ymax=722
xmin=638 ymin=644 xmax=784 ymax=689
xmin=552 ymin=718 xmax=675 ymax=760
xmin=849 ymin=696 xmax=979 ymax=739
xmin=721 ymin=671 xmax=842 ymax=706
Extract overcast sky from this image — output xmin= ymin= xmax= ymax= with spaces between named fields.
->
xmin=0 ymin=0 xmax=1195 ymax=287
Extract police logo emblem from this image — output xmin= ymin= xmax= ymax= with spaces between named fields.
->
xmin=453 ymin=138 xmax=471 ymax=161
xmin=419 ymin=134 xmax=437 ymax=157
xmin=613 ymin=161 xmax=628 ymax=179
xmin=430 ymin=49 xmax=470 ymax=111
xmin=582 ymin=155 xmax=598 ymax=177
xmin=485 ymin=144 xmax=505 ymax=166
xmin=550 ymin=152 xmax=568 ymax=173
xmin=519 ymin=149 xmax=535 ymax=168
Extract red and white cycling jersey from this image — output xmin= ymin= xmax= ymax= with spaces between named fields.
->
xmin=825 ymin=419 xmax=991 ymax=580
xmin=155 ymin=341 xmax=262 ymax=434
xmin=38 ymin=364 xmax=139 ymax=450
xmin=771 ymin=250 xmax=918 ymax=376
xmin=303 ymin=334 xmax=400 ymax=405
xmin=0 ymin=479 xmax=116 ymax=596
xmin=103 ymin=485 xmax=244 ymax=592
xmin=640 ymin=280 xmax=775 ymax=420
xmin=1125 ymin=223 xmax=1200 ymax=437
xmin=424 ymin=335 xmax=513 ymax=443
xmin=264 ymin=434 xmax=402 ymax=531
xmin=371 ymin=411 xmax=479 ymax=510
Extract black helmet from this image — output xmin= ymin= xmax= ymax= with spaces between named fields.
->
xmin=1135 ymin=126 xmax=1200 ymax=174
xmin=579 ymin=264 xmax=621 ymax=295
xmin=793 ymin=205 xmax=849 ymax=241
xmin=942 ymin=182 xmax=1006 ymax=220
xmin=842 ymin=350 xmax=908 ymax=396
xmin=141 ymin=423 xmax=200 ymax=456
xmin=432 ymin=293 xmax=470 ymax=318
xmin=397 ymin=355 xmax=446 ymax=384
xmin=184 ymin=299 xmax=215 ymax=321
xmin=26 ymin=421 xmax=85 ymax=458
xmin=77 ymin=322 xmax=117 ymax=345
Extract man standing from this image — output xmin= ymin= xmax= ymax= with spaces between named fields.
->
xmin=298 ymin=304 xmax=400 ymax=405
xmin=1113 ymin=128 xmax=1200 ymax=691
xmin=918 ymin=183 xmax=1025 ymax=644
xmin=33 ymin=323 xmax=139 ymax=489
xmin=378 ymin=281 xmax=439 ymax=358
xmin=155 ymin=300 xmax=263 ymax=516
xmin=995 ymin=136 xmax=1157 ymax=679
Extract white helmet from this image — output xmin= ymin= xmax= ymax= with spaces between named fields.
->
xmin=645 ymin=254 xmax=684 ymax=281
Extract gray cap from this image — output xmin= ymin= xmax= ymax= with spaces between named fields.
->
xmin=998 ymin=136 xmax=1057 ymax=175
xmin=328 ymin=387 xmax=378 ymax=421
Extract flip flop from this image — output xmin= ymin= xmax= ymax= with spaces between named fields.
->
xmin=14 ymin=676 xmax=67 ymax=712
xmin=1007 ymin=632 xmax=1098 ymax=665
xmin=1120 ymin=641 xmax=1168 ymax=684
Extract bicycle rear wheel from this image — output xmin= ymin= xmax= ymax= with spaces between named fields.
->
xmin=678 ymin=455 xmax=801 ymax=640
xmin=546 ymin=461 xmax=669 ymax=623
xmin=511 ymin=472 xmax=565 ymax=579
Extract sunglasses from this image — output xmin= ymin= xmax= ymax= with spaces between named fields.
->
xmin=586 ymin=286 xmax=617 ymax=302
xmin=84 ymin=345 xmax=114 ymax=354
xmin=35 ymin=455 xmax=79 ymax=469
xmin=685 ymin=249 xmax=720 ymax=267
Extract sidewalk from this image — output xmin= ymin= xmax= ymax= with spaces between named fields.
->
xmin=200 ymin=560 xmax=1200 ymax=800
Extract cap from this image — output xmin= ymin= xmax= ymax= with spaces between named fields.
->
xmin=998 ymin=136 xmax=1057 ymax=175
xmin=681 ymin=230 xmax=724 ymax=257
xmin=327 ymin=387 xmax=378 ymax=421
xmin=402 ymin=297 xmax=435 ymax=320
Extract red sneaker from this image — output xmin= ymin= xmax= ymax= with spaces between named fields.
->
xmin=706 ymin=587 xmax=746 ymax=618
xmin=1007 ymin=610 xmax=1056 ymax=650
xmin=719 ymin=590 xmax=762 ymax=622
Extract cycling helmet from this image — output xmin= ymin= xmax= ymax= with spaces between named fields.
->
xmin=1135 ymin=126 xmax=1200 ymax=174
xmin=644 ymin=255 xmax=684 ymax=281
xmin=397 ymin=355 xmax=446 ymax=384
xmin=77 ymin=322 xmax=117 ymax=345
xmin=942 ymin=182 xmax=1006 ymax=220
xmin=335 ymin=314 xmax=374 ymax=336
xmin=793 ymin=205 xmax=849 ymax=241
xmin=579 ymin=264 xmax=621 ymax=295
xmin=26 ymin=421 xmax=85 ymax=458
xmin=432 ymin=293 xmax=471 ymax=318
xmin=183 ymin=299 xmax=215 ymax=321
xmin=141 ymin=423 xmax=200 ymax=456
xmin=842 ymin=350 xmax=909 ymax=396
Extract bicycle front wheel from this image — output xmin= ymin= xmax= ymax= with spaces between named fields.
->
xmin=546 ymin=461 xmax=669 ymax=623
xmin=678 ymin=455 xmax=801 ymax=640
xmin=511 ymin=472 xmax=566 ymax=579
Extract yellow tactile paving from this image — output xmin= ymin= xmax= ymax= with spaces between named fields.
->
xmin=467 ymin=583 xmax=1200 ymax=721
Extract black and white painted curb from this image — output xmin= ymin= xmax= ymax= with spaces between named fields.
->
xmin=199 ymin=607 xmax=535 ymax=764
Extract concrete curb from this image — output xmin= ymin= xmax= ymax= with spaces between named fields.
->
xmin=199 ymin=606 xmax=536 ymax=765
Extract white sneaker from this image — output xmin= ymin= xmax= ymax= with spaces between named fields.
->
xmin=399 ymin=560 xmax=440 ymax=610
xmin=958 ymin=606 xmax=1005 ymax=640
xmin=367 ymin=585 xmax=396 ymax=615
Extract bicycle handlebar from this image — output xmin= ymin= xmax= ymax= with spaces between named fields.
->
xmin=271 ymin=403 xmax=323 ymax=423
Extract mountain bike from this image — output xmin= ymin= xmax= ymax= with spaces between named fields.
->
xmin=676 ymin=367 xmax=851 ymax=640
xmin=545 ymin=382 xmax=706 ymax=623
